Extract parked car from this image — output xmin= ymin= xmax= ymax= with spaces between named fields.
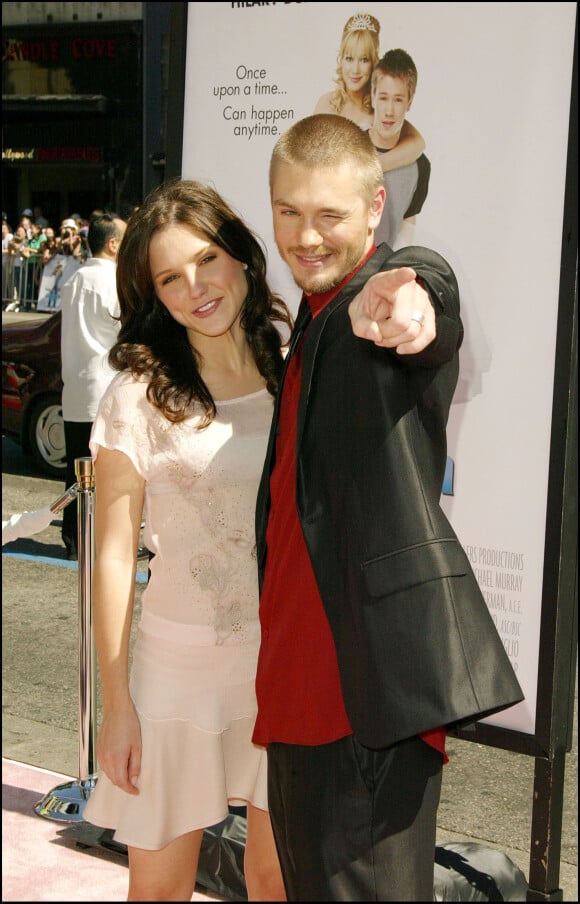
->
xmin=2 ymin=311 xmax=65 ymax=477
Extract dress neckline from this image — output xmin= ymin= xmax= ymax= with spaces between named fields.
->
xmin=214 ymin=387 xmax=270 ymax=406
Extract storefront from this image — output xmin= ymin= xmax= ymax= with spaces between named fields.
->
xmin=2 ymin=22 xmax=143 ymax=227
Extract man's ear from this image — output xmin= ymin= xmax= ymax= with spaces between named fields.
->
xmin=369 ymin=186 xmax=386 ymax=229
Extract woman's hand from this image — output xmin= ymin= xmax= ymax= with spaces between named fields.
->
xmin=96 ymin=702 xmax=142 ymax=795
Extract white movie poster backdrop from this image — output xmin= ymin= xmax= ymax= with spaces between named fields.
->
xmin=181 ymin=1 xmax=576 ymax=736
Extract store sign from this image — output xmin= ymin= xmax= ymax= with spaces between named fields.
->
xmin=2 ymin=146 xmax=102 ymax=163
xmin=2 ymin=36 xmax=118 ymax=62
xmin=2 ymin=148 xmax=35 ymax=162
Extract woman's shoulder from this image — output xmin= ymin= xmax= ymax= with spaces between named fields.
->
xmin=99 ymin=370 xmax=149 ymax=410
xmin=93 ymin=371 xmax=158 ymax=446
xmin=314 ymin=91 xmax=336 ymax=114
xmin=109 ymin=369 xmax=148 ymax=391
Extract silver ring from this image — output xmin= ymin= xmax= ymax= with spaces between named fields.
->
xmin=410 ymin=310 xmax=425 ymax=326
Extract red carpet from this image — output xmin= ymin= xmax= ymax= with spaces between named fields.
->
xmin=2 ymin=758 xmax=229 ymax=902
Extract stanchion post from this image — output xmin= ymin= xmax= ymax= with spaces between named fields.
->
xmin=34 ymin=457 xmax=98 ymax=822
xmin=76 ymin=457 xmax=96 ymax=780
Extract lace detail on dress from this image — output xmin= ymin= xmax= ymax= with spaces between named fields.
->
xmin=91 ymin=373 xmax=273 ymax=645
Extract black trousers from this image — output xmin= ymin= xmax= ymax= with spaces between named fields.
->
xmin=62 ymin=421 xmax=92 ymax=553
xmin=267 ymin=733 xmax=443 ymax=902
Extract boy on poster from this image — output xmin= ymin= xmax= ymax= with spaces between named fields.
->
xmin=369 ymin=48 xmax=431 ymax=249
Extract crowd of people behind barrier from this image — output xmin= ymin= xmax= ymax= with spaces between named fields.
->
xmin=2 ymin=206 xmax=117 ymax=311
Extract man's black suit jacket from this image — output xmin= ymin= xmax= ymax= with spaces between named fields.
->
xmin=256 ymin=244 xmax=523 ymax=749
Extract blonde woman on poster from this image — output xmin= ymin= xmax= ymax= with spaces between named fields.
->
xmin=314 ymin=12 xmax=424 ymax=173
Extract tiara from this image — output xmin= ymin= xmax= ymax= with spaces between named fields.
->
xmin=347 ymin=13 xmax=378 ymax=33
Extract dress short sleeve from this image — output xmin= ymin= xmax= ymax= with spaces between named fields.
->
xmin=90 ymin=371 xmax=180 ymax=480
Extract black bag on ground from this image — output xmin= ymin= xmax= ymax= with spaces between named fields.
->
xmin=196 ymin=826 xmax=530 ymax=903
xmin=434 ymin=842 xmax=529 ymax=901
xmin=196 ymin=813 xmax=248 ymax=901
xmin=93 ymin=819 xmax=529 ymax=902
xmin=196 ymin=832 xmax=530 ymax=903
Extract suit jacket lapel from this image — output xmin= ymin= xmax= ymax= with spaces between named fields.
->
xmin=255 ymin=296 xmax=312 ymax=557
xmin=296 ymin=246 xmax=393 ymax=448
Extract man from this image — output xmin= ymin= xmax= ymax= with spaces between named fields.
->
xmin=369 ymin=48 xmax=431 ymax=249
xmin=60 ymin=213 xmax=126 ymax=559
xmin=252 ymin=114 xmax=523 ymax=901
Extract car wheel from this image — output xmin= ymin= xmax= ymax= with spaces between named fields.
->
xmin=27 ymin=394 xmax=67 ymax=477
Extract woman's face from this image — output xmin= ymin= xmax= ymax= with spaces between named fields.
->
xmin=149 ymin=223 xmax=249 ymax=346
xmin=341 ymin=37 xmax=374 ymax=93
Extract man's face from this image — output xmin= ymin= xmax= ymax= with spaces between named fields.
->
xmin=371 ymin=72 xmax=413 ymax=146
xmin=271 ymin=161 xmax=384 ymax=295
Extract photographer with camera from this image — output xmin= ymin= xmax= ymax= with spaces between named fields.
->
xmin=58 ymin=218 xmax=83 ymax=260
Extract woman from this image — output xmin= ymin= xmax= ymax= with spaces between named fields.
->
xmin=83 ymin=179 xmax=292 ymax=901
xmin=314 ymin=12 xmax=425 ymax=171
xmin=39 ymin=227 xmax=58 ymax=266
xmin=6 ymin=224 xmax=30 ymax=304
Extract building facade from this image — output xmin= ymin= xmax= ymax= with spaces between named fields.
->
xmin=2 ymin=2 xmax=172 ymax=227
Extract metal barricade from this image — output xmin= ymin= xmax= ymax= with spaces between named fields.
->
xmin=34 ymin=457 xmax=97 ymax=821
xmin=2 ymin=253 xmax=40 ymax=311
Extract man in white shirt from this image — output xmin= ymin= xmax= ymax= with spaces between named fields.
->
xmin=60 ymin=213 xmax=126 ymax=559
